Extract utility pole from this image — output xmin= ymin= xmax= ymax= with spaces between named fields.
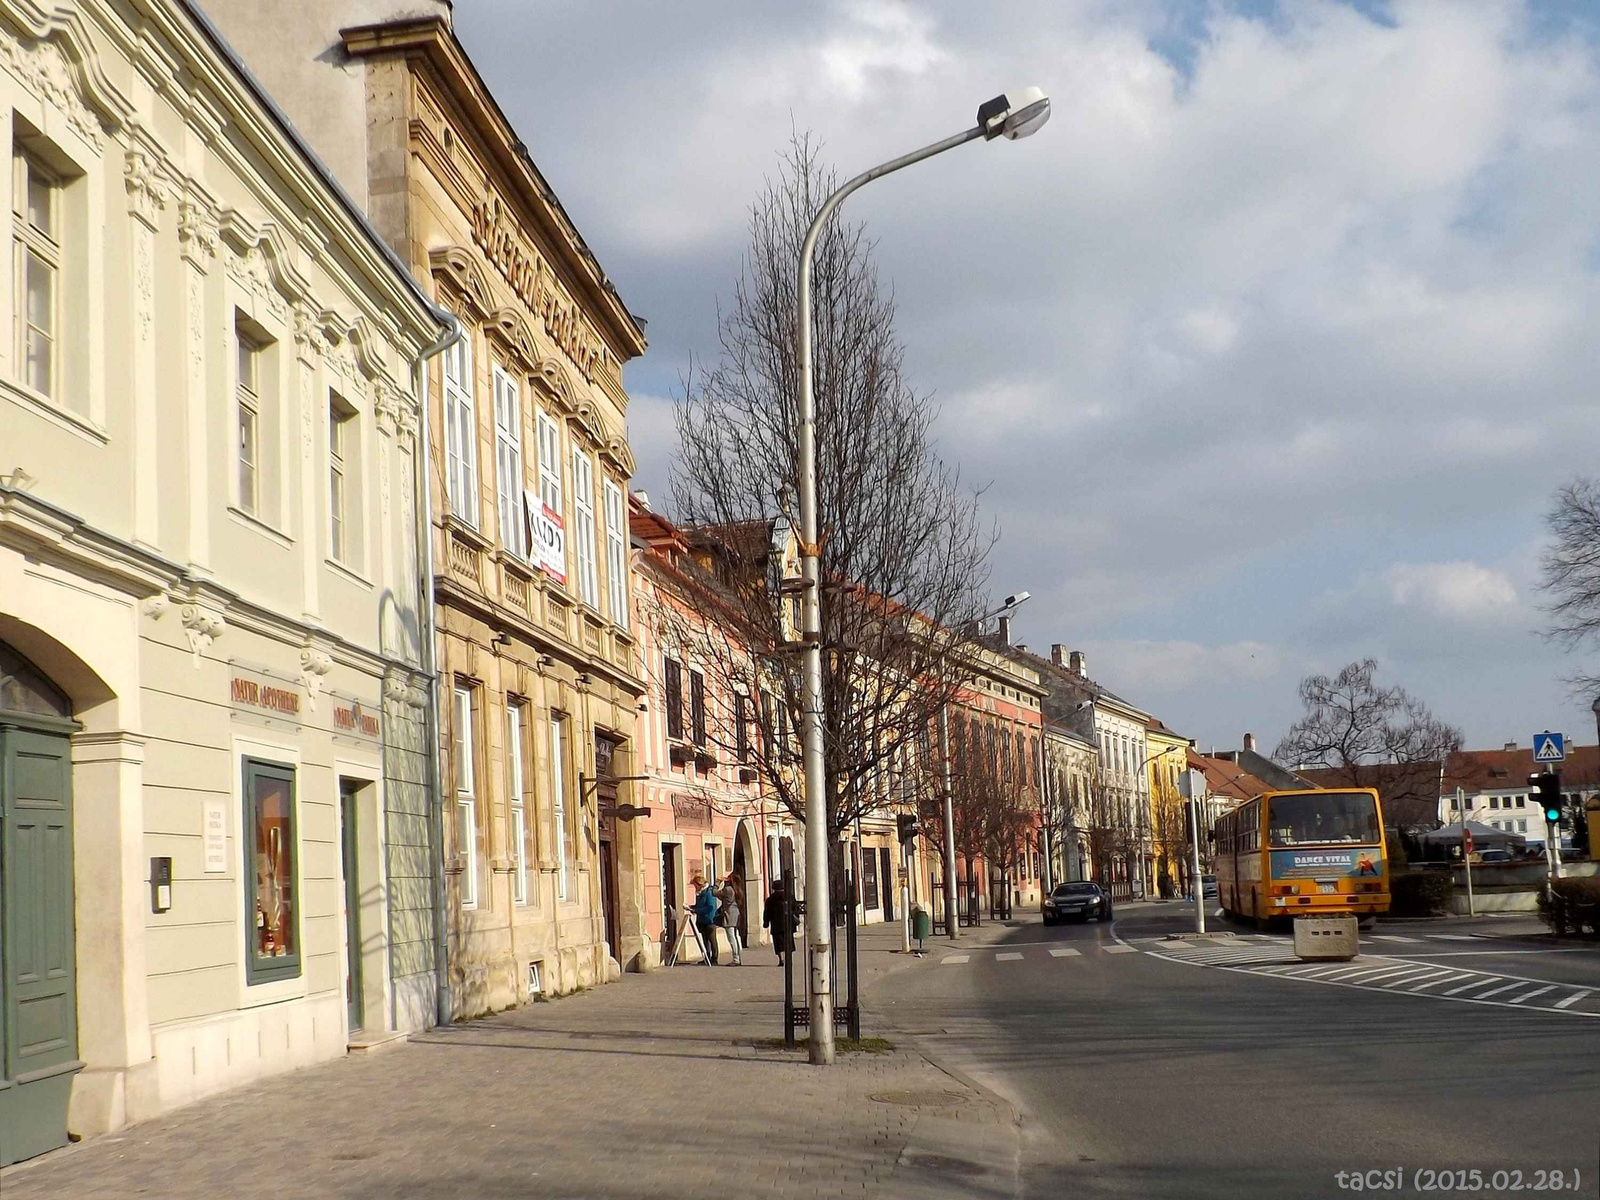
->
xmin=1457 ymin=786 xmax=1475 ymax=918
xmin=939 ymin=704 xmax=959 ymax=941
xmin=1188 ymin=793 xmax=1206 ymax=935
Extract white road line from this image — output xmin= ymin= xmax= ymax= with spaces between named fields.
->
xmin=1367 ymin=934 xmax=1422 ymax=943
xmin=1444 ymin=976 xmax=1500 ymax=996
xmin=1554 ymin=990 xmax=1591 ymax=1010
xmin=1340 ymin=966 xmax=1420 ymax=985
xmin=941 ymin=955 xmax=970 ymax=965
xmin=1102 ymin=944 xmax=1138 ymax=954
xmin=1429 ymin=934 xmax=1477 ymax=941
xmin=1323 ymin=964 xmax=1385 ymax=981
xmin=1381 ymin=968 xmax=1451 ymax=989
xmin=995 ymin=952 xmax=1024 ymax=962
xmin=1411 ymin=972 xmax=1474 ymax=992
xmin=1510 ymin=984 xmax=1558 ymax=1005
xmin=1474 ymin=981 xmax=1527 ymax=1000
xmin=1048 ymin=948 xmax=1081 ymax=958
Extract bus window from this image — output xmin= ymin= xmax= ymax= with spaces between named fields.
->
xmin=1267 ymin=792 xmax=1379 ymax=846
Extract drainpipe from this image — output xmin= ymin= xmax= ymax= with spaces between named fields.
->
xmin=412 ymin=310 xmax=463 ymax=1029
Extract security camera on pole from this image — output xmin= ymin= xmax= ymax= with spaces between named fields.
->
xmin=794 ymin=89 xmax=1050 ymax=1064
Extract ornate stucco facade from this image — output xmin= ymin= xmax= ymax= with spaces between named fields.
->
xmin=0 ymin=0 xmax=447 ymax=1164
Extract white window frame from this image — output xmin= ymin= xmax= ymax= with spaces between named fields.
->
xmin=236 ymin=326 xmax=260 ymax=516
xmin=442 ymin=323 xmax=478 ymax=526
xmin=453 ymin=684 xmax=478 ymax=909
xmin=13 ymin=148 xmax=57 ymax=401
xmin=551 ymin=713 xmax=571 ymax=901
xmin=536 ymin=408 xmax=562 ymax=516
xmin=508 ymin=700 xmax=528 ymax=905
xmin=603 ymin=478 xmax=629 ymax=628
xmin=492 ymin=365 xmax=525 ymax=557
xmin=571 ymin=446 xmax=599 ymax=608
xmin=329 ymin=394 xmax=351 ymax=562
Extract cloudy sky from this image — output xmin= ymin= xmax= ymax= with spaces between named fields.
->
xmin=452 ymin=0 xmax=1600 ymax=754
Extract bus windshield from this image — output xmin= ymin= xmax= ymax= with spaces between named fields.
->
xmin=1267 ymin=792 xmax=1379 ymax=846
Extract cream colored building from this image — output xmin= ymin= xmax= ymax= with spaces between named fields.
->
xmin=202 ymin=6 xmax=650 ymax=1018
xmin=0 ymin=0 xmax=449 ymax=1166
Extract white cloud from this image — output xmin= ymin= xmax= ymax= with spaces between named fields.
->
xmin=1384 ymin=560 xmax=1519 ymax=620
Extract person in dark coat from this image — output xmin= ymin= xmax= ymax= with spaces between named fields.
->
xmin=763 ymin=880 xmax=797 ymax=956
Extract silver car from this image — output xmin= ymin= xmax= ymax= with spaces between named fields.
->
xmin=1043 ymin=882 xmax=1112 ymax=924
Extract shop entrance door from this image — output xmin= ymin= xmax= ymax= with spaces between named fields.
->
xmin=339 ymin=780 xmax=363 ymax=1033
xmin=661 ymin=842 xmax=681 ymax=955
xmin=879 ymin=847 xmax=894 ymax=922
xmin=0 ymin=723 xmax=79 ymax=1167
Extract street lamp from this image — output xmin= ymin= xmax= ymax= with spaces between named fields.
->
xmin=794 ymin=90 xmax=1050 ymax=1066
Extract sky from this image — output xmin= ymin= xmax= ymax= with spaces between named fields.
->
xmin=451 ymin=0 xmax=1600 ymax=756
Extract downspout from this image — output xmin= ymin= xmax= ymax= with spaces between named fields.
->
xmin=412 ymin=309 xmax=463 ymax=1028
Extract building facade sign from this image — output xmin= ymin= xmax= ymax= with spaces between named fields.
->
xmin=230 ymin=669 xmax=303 ymax=721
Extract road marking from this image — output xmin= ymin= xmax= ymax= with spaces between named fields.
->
xmin=1323 ymin=965 xmax=1382 ymax=980
xmin=1474 ymin=981 xmax=1527 ymax=1000
xmin=1444 ymin=976 xmax=1500 ymax=995
xmin=941 ymin=955 xmax=970 ymax=965
xmin=995 ymin=952 xmax=1024 ymax=962
xmin=1428 ymin=934 xmax=1477 ymax=941
xmin=1339 ymin=966 xmax=1418 ymax=985
xmin=1102 ymin=944 xmax=1137 ymax=954
xmin=1367 ymin=934 xmax=1422 ymax=943
xmin=1510 ymin=984 xmax=1558 ymax=1005
xmin=1554 ymin=990 xmax=1591 ymax=1010
xmin=1048 ymin=948 xmax=1081 ymax=958
xmin=1410 ymin=972 xmax=1474 ymax=992
xmin=1381 ymin=968 xmax=1451 ymax=989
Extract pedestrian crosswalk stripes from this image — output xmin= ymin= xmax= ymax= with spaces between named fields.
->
xmin=940 ymin=955 xmax=970 ymax=965
xmin=995 ymin=952 xmax=1024 ymax=961
xmin=1048 ymin=948 xmax=1081 ymax=957
xmin=1102 ymin=944 xmax=1138 ymax=954
xmin=1367 ymin=934 xmax=1423 ymax=943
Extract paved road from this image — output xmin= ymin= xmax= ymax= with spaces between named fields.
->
xmin=873 ymin=905 xmax=1600 ymax=1198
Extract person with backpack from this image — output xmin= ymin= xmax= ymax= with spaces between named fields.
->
xmin=690 ymin=874 xmax=720 ymax=965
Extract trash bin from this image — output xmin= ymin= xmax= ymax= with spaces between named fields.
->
xmin=912 ymin=907 xmax=932 ymax=943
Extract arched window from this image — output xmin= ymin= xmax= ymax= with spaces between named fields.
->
xmin=0 ymin=640 xmax=70 ymax=719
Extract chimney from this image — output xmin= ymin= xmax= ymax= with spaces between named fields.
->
xmin=635 ymin=491 xmax=651 ymax=511
xmin=1503 ymin=741 xmax=1517 ymax=752
xmin=1068 ymin=650 xmax=1087 ymax=678
xmin=997 ymin=614 xmax=1012 ymax=646
xmin=1051 ymin=644 xmax=1067 ymax=667
xmin=1243 ymin=732 xmax=1256 ymax=753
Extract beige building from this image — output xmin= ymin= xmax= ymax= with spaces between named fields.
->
xmin=0 ymin=0 xmax=449 ymax=1165
xmin=204 ymin=6 xmax=650 ymax=1017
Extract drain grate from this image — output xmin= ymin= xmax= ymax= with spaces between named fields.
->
xmin=870 ymin=1089 xmax=970 ymax=1107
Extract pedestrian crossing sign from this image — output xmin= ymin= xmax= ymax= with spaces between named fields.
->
xmin=1533 ymin=732 xmax=1565 ymax=763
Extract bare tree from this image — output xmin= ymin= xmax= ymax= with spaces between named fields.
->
xmin=1150 ymin=776 xmax=1190 ymax=897
xmin=1541 ymin=478 xmax=1600 ymax=695
xmin=1078 ymin=762 xmax=1133 ymax=891
xmin=670 ymin=135 xmax=993 ymax=874
xmin=1274 ymin=659 xmax=1462 ymax=822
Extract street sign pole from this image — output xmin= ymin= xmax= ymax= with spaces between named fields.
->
xmin=1188 ymin=794 xmax=1206 ymax=935
xmin=1457 ymin=787 xmax=1475 ymax=918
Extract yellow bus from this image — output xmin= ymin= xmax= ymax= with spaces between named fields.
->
xmin=1213 ymin=788 xmax=1389 ymax=924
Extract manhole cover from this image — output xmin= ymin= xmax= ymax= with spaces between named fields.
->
xmin=870 ymin=1089 xmax=970 ymax=1107
xmin=899 ymin=1152 xmax=987 ymax=1176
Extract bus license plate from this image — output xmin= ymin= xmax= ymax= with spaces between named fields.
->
xmin=1317 ymin=882 xmax=1336 ymax=894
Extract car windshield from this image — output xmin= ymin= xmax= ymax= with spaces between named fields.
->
xmin=1053 ymin=884 xmax=1099 ymax=897
xmin=1267 ymin=792 xmax=1380 ymax=846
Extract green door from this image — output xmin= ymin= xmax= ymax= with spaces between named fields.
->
xmin=0 ymin=724 xmax=80 ymax=1167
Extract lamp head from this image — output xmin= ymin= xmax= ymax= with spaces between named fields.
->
xmin=1002 ymin=590 xmax=1031 ymax=609
xmin=977 ymin=87 xmax=1051 ymax=141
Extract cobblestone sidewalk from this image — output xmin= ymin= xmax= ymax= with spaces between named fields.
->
xmin=0 ymin=922 xmax=1021 ymax=1199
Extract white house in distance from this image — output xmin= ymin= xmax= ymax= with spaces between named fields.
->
xmin=1439 ymin=743 xmax=1599 ymax=848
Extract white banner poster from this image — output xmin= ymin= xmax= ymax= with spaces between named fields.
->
xmin=525 ymin=489 xmax=567 ymax=585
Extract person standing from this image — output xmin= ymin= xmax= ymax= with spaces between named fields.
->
xmin=690 ymin=874 xmax=720 ymax=965
xmin=718 ymin=873 xmax=744 ymax=965
xmin=763 ymin=879 xmax=796 ymax=957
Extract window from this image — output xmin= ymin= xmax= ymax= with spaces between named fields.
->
xmin=705 ymin=842 xmax=719 ymax=884
xmin=604 ymin=478 xmax=629 ymax=628
xmin=536 ymin=409 xmax=562 ymax=514
xmin=237 ymin=325 xmax=261 ymax=515
xmin=1489 ymin=797 xmax=1499 ymax=810
xmin=690 ymin=669 xmax=706 ymax=747
xmin=492 ymin=366 xmax=525 ymax=557
xmin=664 ymin=657 xmax=684 ymax=742
xmin=13 ymin=149 xmax=56 ymax=399
xmin=735 ymin=694 xmax=750 ymax=764
xmin=508 ymin=701 xmax=528 ymax=905
xmin=572 ymin=446 xmax=598 ymax=608
xmin=551 ymin=714 xmax=572 ymax=901
xmin=1516 ymin=797 xmax=1526 ymax=808
xmin=243 ymin=757 xmax=299 ymax=985
xmin=453 ymin=684 xmax=478 ymax=908
xmin=1517 ymin=819 xmax=1528 ymax=833
xmin=442 ymin=323 xmax=477 ymax=524
xmin=328 ymin=395 xmax=356 ymax=562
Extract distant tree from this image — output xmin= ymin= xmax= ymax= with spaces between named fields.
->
xmin=1274 ymin=659 xmax=1462 ymax=821
xmin=1541 ymin=478 xmax=1600 ymax=696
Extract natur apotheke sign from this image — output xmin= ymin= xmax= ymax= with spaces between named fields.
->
xmin=229 ymin=667 xmax=380 ymax=744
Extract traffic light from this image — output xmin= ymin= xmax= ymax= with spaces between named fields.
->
xmin=1528 ymin=771 xmax=1563 ymax=824
xmin=896 ymin=812 xmax=919 ymax=846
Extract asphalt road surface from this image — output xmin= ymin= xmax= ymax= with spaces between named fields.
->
xmin=874 ymin=904 xmax=1600 ymax=1199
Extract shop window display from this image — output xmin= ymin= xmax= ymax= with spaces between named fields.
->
xmin=244 ymin=758 xmax=300 ymax=984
